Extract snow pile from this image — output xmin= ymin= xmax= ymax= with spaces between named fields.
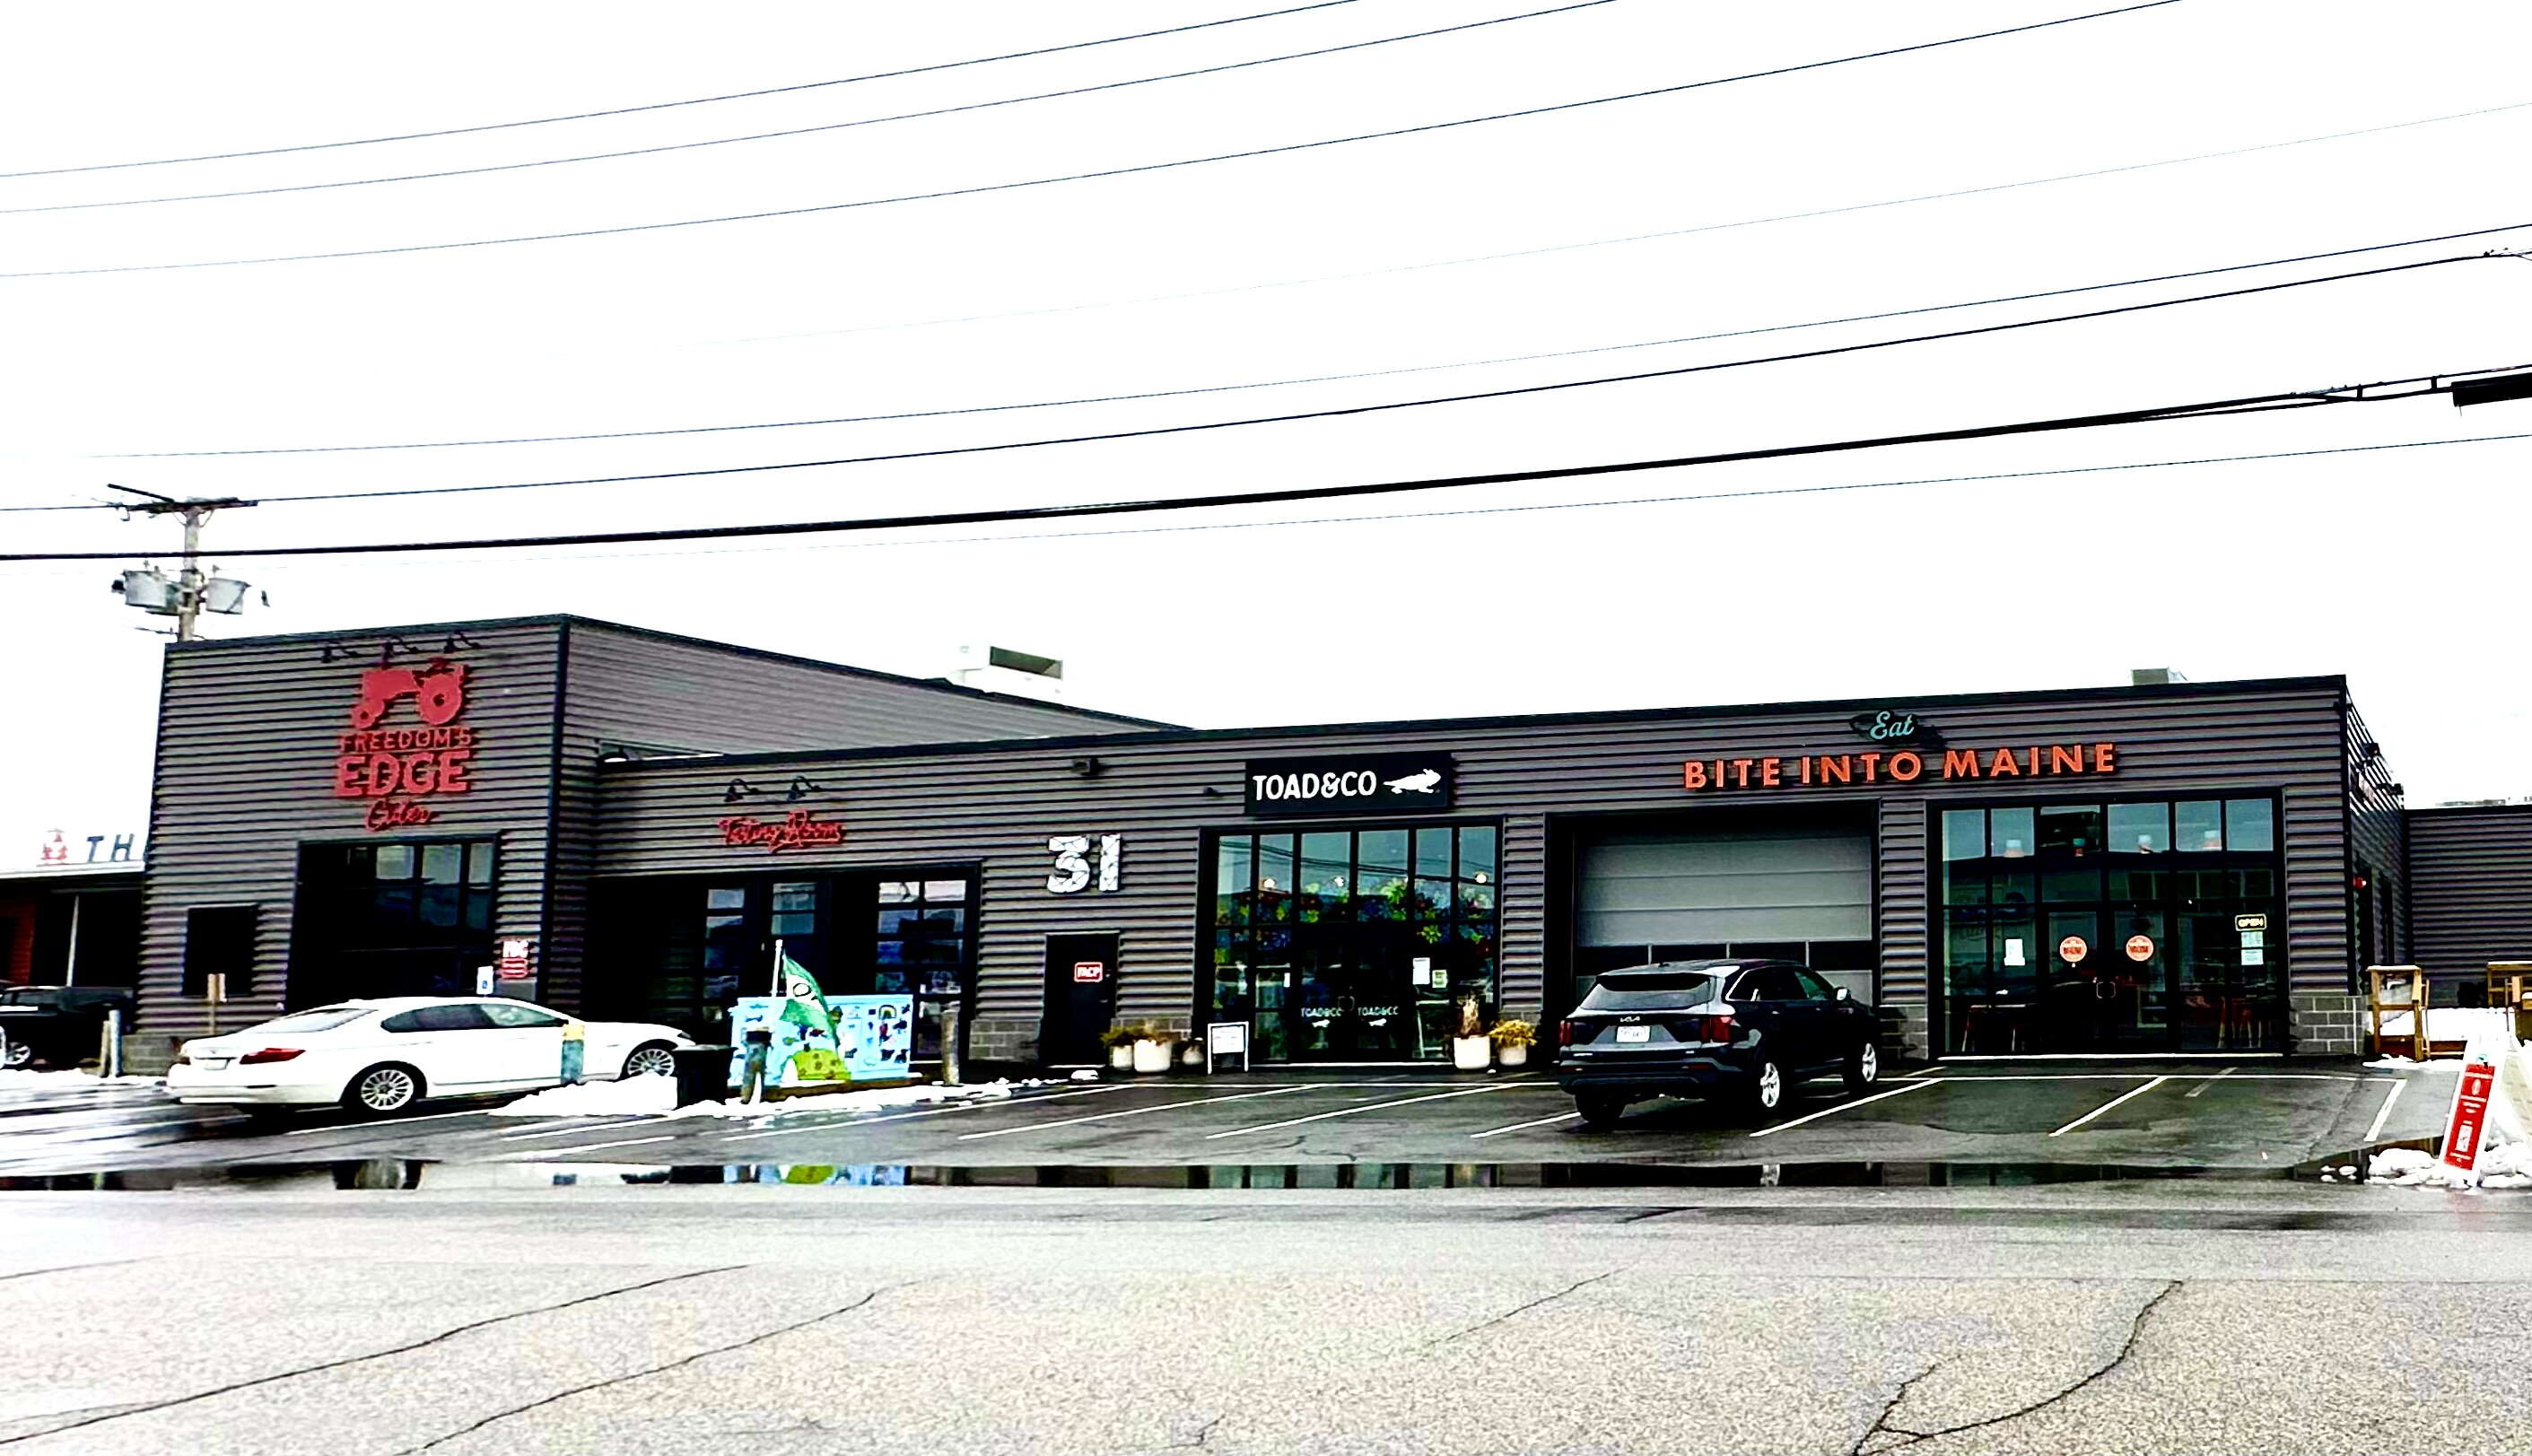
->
xmin=1069 ymin=1068 xmax=1102 ymax=1083
xmin=493 ymin=1076 xmax=1061 ymax=1120
xmin=2363 ymin=1055 xmax=2434 ymax=1070
xmin=0 ymin=1069 xmax=162 ymax=1090
xmin=491 ymin=1075 xmax=680 ymax=1118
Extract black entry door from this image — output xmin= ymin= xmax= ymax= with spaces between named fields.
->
xmin=1040 ymin=934 xmax=1120 ymax=1067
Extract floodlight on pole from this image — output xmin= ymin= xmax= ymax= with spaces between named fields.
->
xmin=102 ymin=485 xmax=259 ymax=641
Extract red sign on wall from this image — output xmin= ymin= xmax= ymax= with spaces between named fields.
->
xmin=1072 ymin=962 xmax=1107 ymax=983
xmin=718 ymin=810 xmax=846 ymax=854
xmin=332 ymin=658 xmax=476 ymax=833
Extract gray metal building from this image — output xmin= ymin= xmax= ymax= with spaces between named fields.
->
xmin=131 ymin=614 xmax=2425 ymax=1071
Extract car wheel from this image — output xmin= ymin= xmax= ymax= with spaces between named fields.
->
xmin=345 ymin=1063 xmax=424 ymax=1116
xmin=0 ymin=1035 xmax=30 ymax=1069
xmin=1844 ymin=1038 xmax=1881 ymax=1094
xmin=1748 ymin=1058 xmax=1786 ymax=1119
xmin=620 ymin=1043 xmax=678 ymax=1080
xmin=1574 ymin=1093 xmax=1627 ymax=1129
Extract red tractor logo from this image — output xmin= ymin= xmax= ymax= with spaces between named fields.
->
xmin=350 ymin=658 xmax=467 ymax=729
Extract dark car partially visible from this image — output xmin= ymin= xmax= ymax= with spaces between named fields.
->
xmin=0 ymin=985 xmax=135 ymax=1070
xmin=1555 ymin=960 xmax=1881 ymax=1128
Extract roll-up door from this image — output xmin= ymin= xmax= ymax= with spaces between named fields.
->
xmin=1576 ymin=825 xmax=1874 ymax=1000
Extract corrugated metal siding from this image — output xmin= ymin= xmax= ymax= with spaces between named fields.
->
xmin=2345 ymin=702 xmax=2407 ymax=968
xmin=2407 ymin=806 xmax=2532 ymax=980
xmin=592 ymin=684 xmax=2354 ymax=1033
xmin=136 ymin=623 xmax=567 ymax=1048
xmin=1877 ymin=799 xmax=1930 ymax=1005
xmin=541 ymin=622 xmax=1167 ymax=1011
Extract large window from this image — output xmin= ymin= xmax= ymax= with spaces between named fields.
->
xmin=1943 ymin=798 xmax=2282 ymax=1054
xmin=1207 ymin=823 xmax=1498 ymax=1062
xmin=288 ymin=839 xmax=497 ymax=1006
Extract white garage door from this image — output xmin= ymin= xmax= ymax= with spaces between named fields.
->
xmin=1577 ymin=826 xmax=1873 ymax=946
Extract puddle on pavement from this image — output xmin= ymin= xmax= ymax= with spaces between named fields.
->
xmin=0 ymin=1152 xmax=2401 ymax=1193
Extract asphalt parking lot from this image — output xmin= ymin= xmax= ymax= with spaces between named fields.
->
xmin=0 ymin=1056 xmax=2451 ymax=1184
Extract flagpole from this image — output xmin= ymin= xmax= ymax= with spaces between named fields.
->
xmin=772 ymin=937 xmax=786 ymax=998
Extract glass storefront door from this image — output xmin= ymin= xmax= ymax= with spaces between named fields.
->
xmin=1943 ymin=798 xmax=2282 ymax=1054
xmin=1208 ymin=823 xmax=1500 ymax=1063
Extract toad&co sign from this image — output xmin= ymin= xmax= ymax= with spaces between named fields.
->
xmin=1244 ymin=754 xmax=1455 ymax=817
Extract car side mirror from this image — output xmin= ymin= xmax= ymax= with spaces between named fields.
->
xmin=1834 ymin=986 xmax=1850 ymax=1001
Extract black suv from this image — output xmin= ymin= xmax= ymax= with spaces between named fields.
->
xmin=1556 ymin=959 xmax=1881 ymax=1127
xmin=0 ymin=985 xmax=135 ymax=1070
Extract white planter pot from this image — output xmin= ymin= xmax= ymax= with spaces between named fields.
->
xmin=1180 ymin=1042 xmax=1205 ymax=1068
xmin=1451 ymin=1035 xmax=1491 ymax=1071
xmin=1132 ymin=1039 xmax=1173 ymax=1075
xmin=1108 ymin=1044 xmax=1134 ymax=1071
xmin=1497 ymin=1043 xmax=1529 ymax=1068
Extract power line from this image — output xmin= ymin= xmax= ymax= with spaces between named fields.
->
xmin=3 ymin=367 xmax=2504 ymax=562
xmin=0 ymin=3 xmax=1619 ymax=216
xmin=339 ymin=430 xmax=2532 ymax=568
xmin=714 ymin=97 xmax=2532 ymax=347
xmin=88 ymin=225 xmax=2532 ymax=461
xmin=0 ymin=1 xmax=1374 ymax=179
xmin=0 ymin=2 xmax=2183 ymax=280
xmin=4 ymin=250 xmax=2486 ymax=515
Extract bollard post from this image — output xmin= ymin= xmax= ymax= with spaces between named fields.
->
xmin=100 ymin=1009 xmax=122 ymax=1079
xmin=941 ymin=997 xmax=963 ymax=1086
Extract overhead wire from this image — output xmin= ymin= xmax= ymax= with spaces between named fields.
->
xmin=4 ymin=365 xmax=2511 ymax=562
xmin=90 ymin=224 xmax=2532 ymax=459
xmin=0 ymin=2 xmax=1620 ymax=215
xmin=0 ymin=250 xmax=2490 ymax=514
xmin=0 ymin=1 xmax=1374 ymax=179
xmin=0 ymin=1 xmax=2185 ymax=279
xmin=331 ymin=431 xmax=2532 ymax=569
xmin=712 ymin=96 xmax=2532 ymax=346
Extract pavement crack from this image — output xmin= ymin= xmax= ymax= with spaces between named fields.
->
xmin=1849 ymin=1361 xmax=1945 ymax=1456
xmin=399 ymin=1280 xmax=911 ymax=1454
xmin=0 ymin=1264 xmax=743 ymax=1448
xmin=1428 ymin=1269 xmax=1615 ymax=1346
xmin=1866 ymin=1279 xmax=2182 ymax=1452
xmin=0 ymin=1257 xmax=153 ymax=1285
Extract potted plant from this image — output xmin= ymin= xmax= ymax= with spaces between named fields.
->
xmin=1450 ymin=995 xmax=1491 ymax=1071
xmin=1131 ymin=1024 xmax=1174 ymax=1075
xmin=1097 ymin=1024 xmax=1138 ymax=1072
xmin=1489 ymin=1018 xmax=1536 ymax=1068
xmin=1178 ymin=1037 xmax=1206 ymax=1068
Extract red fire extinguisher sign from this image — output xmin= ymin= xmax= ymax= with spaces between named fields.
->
xmin=2440 ymin=1057 xmax=2499 ymax=1176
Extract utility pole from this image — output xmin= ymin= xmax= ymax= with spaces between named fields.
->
xmin=106 ymin=484 xmax=258 ymax=641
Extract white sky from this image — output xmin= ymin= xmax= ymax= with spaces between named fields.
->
xmin=5 ymin=0 xmax=2532 ymax=860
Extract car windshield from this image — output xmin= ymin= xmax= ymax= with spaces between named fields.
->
xmin=237 ymin=1007 xmax=372 ymax=1036
xmin=1580 ymin=972 xmax=1726 ymax=1011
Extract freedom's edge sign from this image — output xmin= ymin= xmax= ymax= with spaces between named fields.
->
xmin=1245 ymin=754 xmax=1455 ymax=816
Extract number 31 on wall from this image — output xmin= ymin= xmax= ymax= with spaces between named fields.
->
xmin=1047 ymin=834 xmax=1122 ymax=894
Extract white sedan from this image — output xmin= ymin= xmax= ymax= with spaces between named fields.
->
xmin=165 ymin=998 xmax=695 ymax=1115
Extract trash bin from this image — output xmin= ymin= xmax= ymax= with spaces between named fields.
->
xmin=673 ymin=1045 xmax=733 ymax=1107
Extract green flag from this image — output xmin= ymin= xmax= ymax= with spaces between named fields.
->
xmin=775 ymin=951 xmax=836 ymax=1042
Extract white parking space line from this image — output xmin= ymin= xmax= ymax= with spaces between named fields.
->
xmin=505 ymin=1134 xmax=676 ymax=1158
xmin=2364 ymin=1079 xmax=2406 ymax=1143
xmin=2184 ymin=1067 xmax=2237 ymax=1098
xmin=1204 ymin=1083 xmax=1531 ymax=1139
xmin=2047 ymin=1076 xmax=2170 ymax=1137
xmin=957 ymin=1085 xmax=1313 ymax=1140
xmin=721 ymin=1085 xmax=1132 ymax=1142
xmin=1747 ymin=1078 xmax=1941 ymax=1138
xmin=497 ymin=1119 xmax=653 ymax=1142
xmin=1471 ymin=1111 xmax=1583 ymax=1140
xmin=282 ymin=1107 xmax=497 ymax=1135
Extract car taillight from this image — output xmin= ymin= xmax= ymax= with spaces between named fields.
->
xmin=1698 ymin=1015 xmax=1736 ymax=1044
xmin=1558 ymin=1019 xmax=1577 ymax=1047
xmin=239 ymin=1047 xmax=304 ymax=1065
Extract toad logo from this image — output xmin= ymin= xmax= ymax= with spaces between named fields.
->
xmin=1383 ymin=769 xmax=1443 ymax=795
xmin=334 ymin=657 xmax=479 ymax=832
